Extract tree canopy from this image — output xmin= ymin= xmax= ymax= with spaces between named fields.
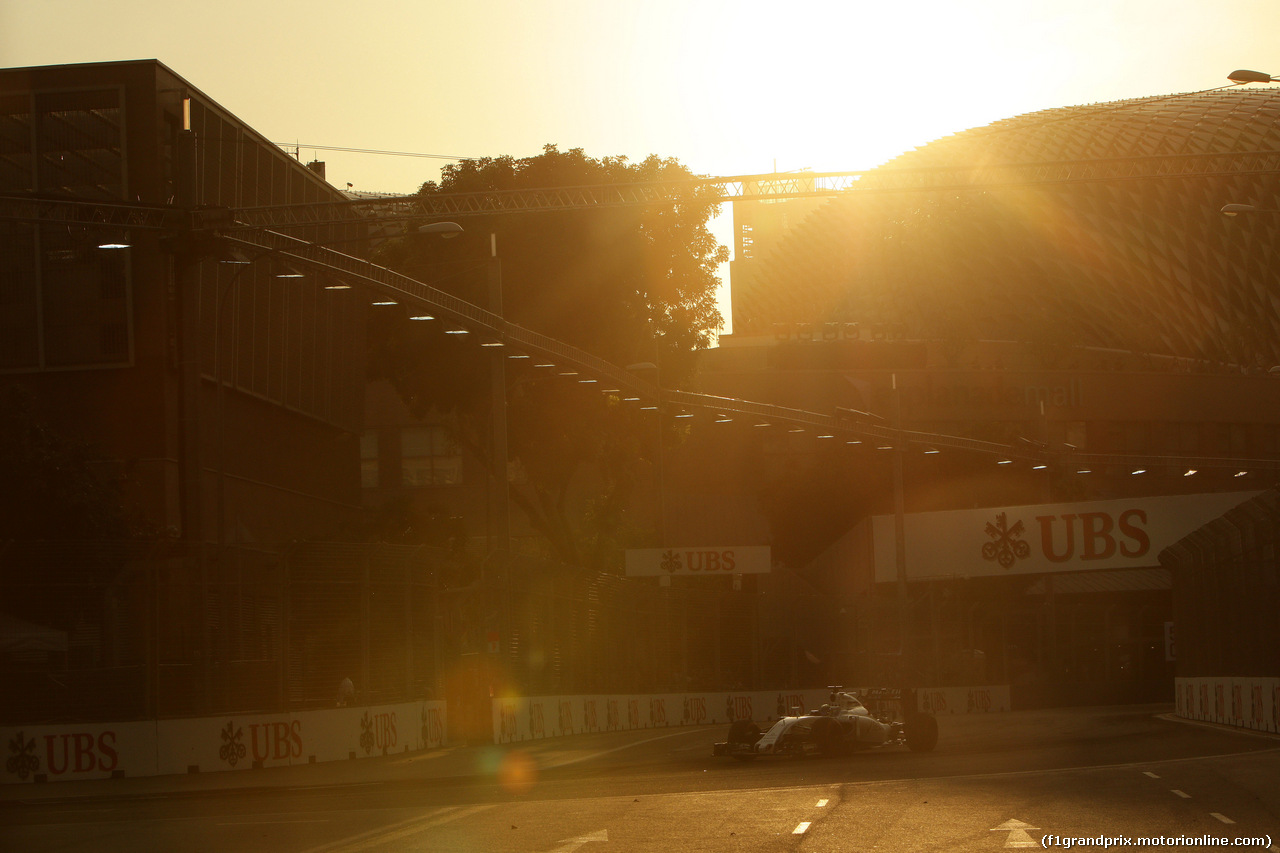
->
xmin=369 ymin=146 xmax=728 ymax=571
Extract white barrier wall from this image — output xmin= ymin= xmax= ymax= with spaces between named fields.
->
xmin=3 ymin=684 xmax=1013 ymax=782
xmin=1 ymin=700 xmax=447 ymax=784
xmin=490 ymin=689 xmax=830 ymax=743
xmin=1176 ymin=677 xmax=1280 ymax=734
xmin=916 ymin=685 xmax=1012 ymax=715
xmin=491 ymin=686 xmax=1010 ymax=744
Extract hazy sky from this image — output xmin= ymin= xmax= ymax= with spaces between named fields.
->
xmin=4 ymin=0 xmax=1279 ymax=326
xmin=6 ymin=0 xmax=1279 ymax=190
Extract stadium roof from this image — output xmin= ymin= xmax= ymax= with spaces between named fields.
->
xmin=734 ymin=88 xmax=1280 ymax=370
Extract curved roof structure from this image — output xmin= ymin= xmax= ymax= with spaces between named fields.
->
xmin=734 ymin=88 xmax=1280 ymax=369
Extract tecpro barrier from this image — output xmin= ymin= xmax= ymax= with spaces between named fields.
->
xmin=1176 ymin=676 xmax=1280 ymax=734
xmin=490 ymin=685 xmax=1010 ymax=744
xmin=1 ymin=700 xmax=447 ymax=784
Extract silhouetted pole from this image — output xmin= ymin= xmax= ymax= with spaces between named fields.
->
xmin=892 ymin=373 xmax=908 ymax=679
xmin=488 ymin=233 xmax=511 ymax=555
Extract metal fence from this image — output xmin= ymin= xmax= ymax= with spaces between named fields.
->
xmin=0 ymin=540 xmax=779 ymax=725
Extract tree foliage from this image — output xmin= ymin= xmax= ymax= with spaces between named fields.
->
xmin=369 ymin=146 xmax=727 ymax=570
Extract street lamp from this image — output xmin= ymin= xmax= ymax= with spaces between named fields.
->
xmin=1228 ymin=69 xmax=1279 ymax=84
xmin=1221 ymin=203 xmax=1279 ymax=216
xmin=416 ymin=221 xmax=463 ymax=238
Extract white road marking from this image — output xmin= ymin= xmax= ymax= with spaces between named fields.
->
xmin=1172 ymin=790 xmax=1191 ymax=798
xmin=298 ymin=804 xmax=494 ymax=853
xmin=543 ymin=729 xmax=709 ymax=768
xmin=694 ymin=744 xmax=1280 ymax=798
xmin=816 ymin=798 xmax=829 ymax=807
xmin=1143 ymin=771 xmax=1160 ymax=778
xmin=546 ymin=829 xmax=608 ymax=853
xmin=793 ymin=821 xmax=811 ymax=834
xmin=991 ymin=819 xmax=1041 ymax=849
xmin=218 ymin=818 xmax=331 ymax=826
xmin=1210 ymin=813 xmax=1235 ymax=824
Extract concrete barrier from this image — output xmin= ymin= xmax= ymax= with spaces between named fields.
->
xmin=1176 ymin=676 xmax=1280 ymax=734
xmin=1 ymin=700 xmax=447 ymax=784
xmin=3 ymin=684 xmax=1012 ymax=782
xmin=490 ymin=686 xmax=1010 ymax=744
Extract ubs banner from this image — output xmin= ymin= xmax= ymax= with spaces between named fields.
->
xmin=1176 ymin=676 xmax=1280 ymax=734
xmin=624 ymin=545 xmax=771 ymax=577
xmin=1 ymin=701 xmax=448 ymax=783
xmin=871 ymin=491 xmax=1259 ymax=582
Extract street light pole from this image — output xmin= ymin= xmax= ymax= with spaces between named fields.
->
xmin=486 ymin=233 xmax=511 ymax=557
xmin=892 ymin=373 xmax=909 ymax=679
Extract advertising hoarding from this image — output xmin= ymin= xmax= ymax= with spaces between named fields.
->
xmin=871 ymin=491 xmax=1259 ymax=582
xmin=625 ymin=545 xmax=771 ymax=577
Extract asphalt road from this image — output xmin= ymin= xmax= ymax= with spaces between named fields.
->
xmin=3 ymin=705 xmax=1277 ymax=852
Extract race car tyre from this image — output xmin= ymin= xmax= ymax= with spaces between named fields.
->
xmin=811 ymin=716 xmax=844 ymax=757
xmin=727 ymin=720 xmax=761 ymax=760
xmin=904 ymin=712 xmax=938 ymax=752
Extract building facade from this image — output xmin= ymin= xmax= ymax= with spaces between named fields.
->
xmin=0 ymin=60 xmax=367 ymax=546
xmin=1 ymin=61 xmax=376 ymax=718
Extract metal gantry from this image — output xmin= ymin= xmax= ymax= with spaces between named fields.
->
xmin=8 ymin=149 xmax=1280 ymax=231
xmin=6 ymin=154 xmax=1280 ymax=474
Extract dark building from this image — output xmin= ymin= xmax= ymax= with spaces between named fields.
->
xmin=0 ymin=59 xmax=366 ymax=546
xmin=0 ymin=60 xmax=373 ymax=718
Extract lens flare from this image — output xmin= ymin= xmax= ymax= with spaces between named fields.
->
xmin=497 ymin=749 xmax=538 ymax=794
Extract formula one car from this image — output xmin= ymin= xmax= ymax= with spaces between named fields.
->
xmin=712 ymin=687 xmax=938 ymax=759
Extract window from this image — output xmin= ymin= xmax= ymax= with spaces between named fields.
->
xmin=0 ymin=88 xmax=133 ymax=370
xmin=401 ymin=426 xmax=461 ymax=486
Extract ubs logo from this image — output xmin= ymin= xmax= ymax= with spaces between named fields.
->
xmin=558 ymin=700 xmax=574 ymax=734
xmin=499 ymin=703 xmax=518 ymax=743
xmin=250 ymin=721 xmax=304 ymax=761
xmin=777 ymin=693 xmax=805 ymax=716
xmin=982 ymin=513 xmax=1029 ymax=568
xmin=967 ymin=689 xmax=992 ymax=712
xmin=360 ymin=713 xmax=394 ymax=755
xmin=683 ymin=697 xmax=707 ymax=725
xmin=982 ymin=509 xmax=1151 ymax=568
xmin=661 ymin=550 xmax=739 ymax=574
xmin=528 ymin=702 xmax=545 ymax=738
xmin=421 ymin=706 xmax=444 ymax=747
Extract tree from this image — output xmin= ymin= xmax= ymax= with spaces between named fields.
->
xmin=369 ymin=146 xmax=727 ymax=570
